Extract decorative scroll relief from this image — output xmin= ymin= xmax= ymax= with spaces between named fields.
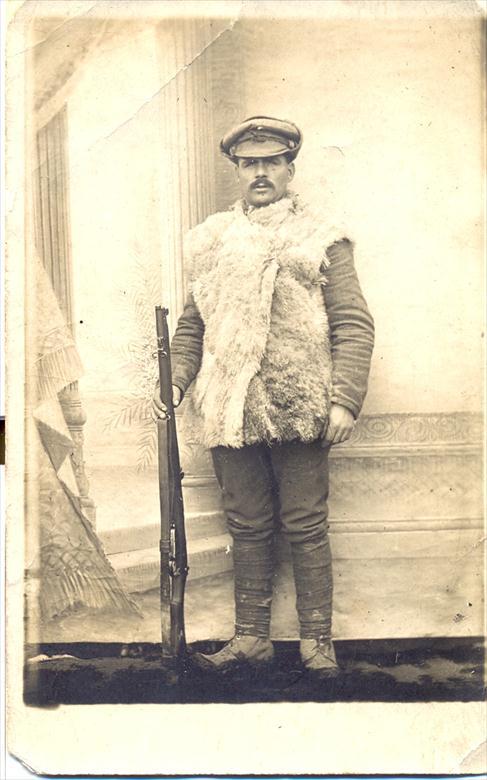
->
xmin=347 ymin=412 xmax=482 ymax=447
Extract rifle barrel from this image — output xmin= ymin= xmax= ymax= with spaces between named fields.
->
xmin=155 ymin=306 xmax=188 ymax=664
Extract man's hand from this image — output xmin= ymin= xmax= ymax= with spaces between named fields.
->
xmin=151 ymin=385 xmax=182 ymax=421
xmin=322 ymin=403 xmax=355 ymax=446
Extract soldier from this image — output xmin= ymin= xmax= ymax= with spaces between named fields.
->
xmin=152 ymin=116 xmax=374 ymax=675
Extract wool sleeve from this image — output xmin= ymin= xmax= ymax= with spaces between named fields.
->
xmin=169 ymin=292 xmax=205 ymax=398
xmin=323 ymin=239 xmax=375 ymax=418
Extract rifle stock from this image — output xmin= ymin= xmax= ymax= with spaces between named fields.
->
xmin=155 ymin=306 xmax=188 ymax=665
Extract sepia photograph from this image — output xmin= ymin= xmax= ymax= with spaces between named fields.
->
xmin=5 ymin=0 xmax=486 ymax=774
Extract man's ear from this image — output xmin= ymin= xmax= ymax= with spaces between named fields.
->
xmin=287 ymin=161 xmax=295 ymax=181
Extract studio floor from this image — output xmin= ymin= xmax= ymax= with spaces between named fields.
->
xmin=24 ymin=636 xmax=485 ymax=705
xmin=26 ymin=574 xmax=485 ymax=705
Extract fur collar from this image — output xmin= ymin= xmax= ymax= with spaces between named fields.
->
xmin=185 ymin=192 xmax=347 ymax=280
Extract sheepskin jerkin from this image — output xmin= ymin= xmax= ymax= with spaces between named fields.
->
xmin=186 ymin=193 xmax=346 ymax=448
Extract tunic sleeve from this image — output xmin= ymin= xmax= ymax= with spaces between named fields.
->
xmin=322 ymin=239 xmax=375 ymax=418
xmin=170 ymin=292 xmax=205 ymax=398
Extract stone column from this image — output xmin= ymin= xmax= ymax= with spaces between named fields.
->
xmin=58 ymin=384 xmax=96 ymax=524
xmin=152 ymin=19 xmax=239 ymax=575
xmin=34 ymin=107 xmax=96 ymax=524
xmin=154 ymin=19 xmax=220 ymax=481
xmin=209 ymin=24 xmax=245 ymax=212
xmin=155 ymin=17 xmax=218 ymax=323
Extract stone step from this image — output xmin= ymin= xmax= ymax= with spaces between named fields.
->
xmin=109 ymin=532 xmax=233 ymax=594
xmin=109 ymin=512 xmax=483 ymax=595
xmin=100 ymin=510 xmax=227 ymax=555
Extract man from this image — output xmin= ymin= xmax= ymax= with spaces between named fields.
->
xmin=152 ymin=116 xmax=374 ymax=675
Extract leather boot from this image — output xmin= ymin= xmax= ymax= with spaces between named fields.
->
xmin=300 ymin=637 xmax=340 ymax=677
xmin=193 ymin=634 xmax=274 ymax=672
xmin=193 ymin=537 xmax=275 ymax=672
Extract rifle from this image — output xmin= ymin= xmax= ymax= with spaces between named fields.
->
xmin=155 ymin=306 xmax=188 ymax=671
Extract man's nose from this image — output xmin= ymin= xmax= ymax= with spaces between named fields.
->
xmin=255 ymin=161 xmax=268 ymax=177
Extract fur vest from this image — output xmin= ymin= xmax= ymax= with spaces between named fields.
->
xmin=185 ymin=193 xmax=346 ymax=448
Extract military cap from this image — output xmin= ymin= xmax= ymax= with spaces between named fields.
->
xmin=220 ymin=116 xmax=302 ymax=161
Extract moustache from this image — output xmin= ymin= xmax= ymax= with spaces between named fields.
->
xmin=251 ymin=179 xmax=274 ymax=189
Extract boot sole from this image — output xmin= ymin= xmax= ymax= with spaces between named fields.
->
xmin=304 ymin=665 xmax=341 ymax=679
xmin=192 ymin=652 xmax=274 ymax=674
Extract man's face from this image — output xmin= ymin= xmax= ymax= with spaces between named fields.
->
xmin=236 ymin=155 xmax=295 ymax=207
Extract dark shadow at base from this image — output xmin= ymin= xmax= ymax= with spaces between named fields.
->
xmin=24 ymin=637 xmax=485 ymax=706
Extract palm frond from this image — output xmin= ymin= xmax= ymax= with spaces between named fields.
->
xmin=136 ymin=423 xmax=158 ymax=471
xmin=103 ymin=254 xmax=167 ymax=469
xmin=104 ymin=397 xmax=152 ymax=431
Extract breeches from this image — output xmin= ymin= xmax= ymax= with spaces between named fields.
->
xmin=211 ymin=438 xmax=330 ymax=544
xmin=211 ymin=439 xmax=333 ymax=639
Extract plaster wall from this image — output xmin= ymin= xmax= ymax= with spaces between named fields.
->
xmin=67 ymin=26 xmax=165 ymax=399
xmin=61 ymin=16 xmax=483 ymax=539
xmin=236 ymin=16 xmax=484 ymax=414
xmin=65 ymin=26 xmax=166 ymax=536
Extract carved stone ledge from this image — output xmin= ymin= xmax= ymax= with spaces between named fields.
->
xmin=177 ymin=410 xmax=483 ymax=478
